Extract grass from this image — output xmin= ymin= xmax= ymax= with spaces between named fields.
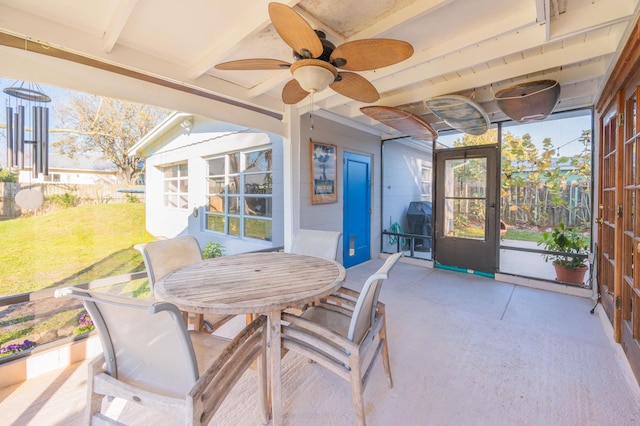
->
xmin=0 ymin=309 xmax=81 ymax=357
xmin=452 ymin=226 xmax=542 ymax=242
xmin=0 ymin=326 xmax=34 ymax=346
xmin=0 ymin=203 xmax=154 ymax=295
xmin=0 ymin=204 xmax=154 ymax=354
xmin=503 ymin=228 xmax=542 ymax=242
xmin=0 ymin=315 xmax=35 ymax=327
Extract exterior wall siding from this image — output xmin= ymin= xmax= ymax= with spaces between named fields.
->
xmin=143 ymin=117 xmax=284 ymax=255
xmin=299 ymin=114 xmax=382 ymax=262
xmin=381 ymin=140 xmax=433 ymax=253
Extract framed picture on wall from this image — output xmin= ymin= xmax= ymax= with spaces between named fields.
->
xmin=310 ymin=141 xmax=337 ymax=204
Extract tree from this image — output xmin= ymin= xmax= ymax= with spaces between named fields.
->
xmin=453 ymin=128 xmax=498 ymax=147
xmin=451 ymin=128 xmax=592 ymax=228
xmin=0 ymin=167 xmax=17 ymax=182
xmin=53 ymin=94 xmax=169 ymax=184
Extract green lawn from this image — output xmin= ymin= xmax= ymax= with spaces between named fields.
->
xmin=503 ymin=228 xmax=542 ymax=242
xmin=0 ymin=203 xmax=154 ymax=295
xmin=452 ymin=226 xmax=542 ymax=242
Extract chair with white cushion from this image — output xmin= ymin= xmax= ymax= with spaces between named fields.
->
xmin=55 ymin=287 xmax=268 ymax=425
xmin=289 ymin=229 xmax=342 ymax=261
xmin=282 ymin=229 xmax=343 ymax=317
xmin=135 ymin=236 xmax=233 ymax=332
xmin=281 ymin=252 xmax=403 ymax=426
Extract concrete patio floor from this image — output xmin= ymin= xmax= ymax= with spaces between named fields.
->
xmin=2 ymin=258 xmax=640 ymax=425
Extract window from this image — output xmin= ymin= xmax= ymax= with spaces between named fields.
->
xmin=42 ymin=173 xmax=61 ymax=182
xmin=163 ymin=163 xmax=188 ymax=209
xmin=206 ymin=148 xmax=272 ymax=241
xmin=421 ymin=164 xmax=432 ymax=201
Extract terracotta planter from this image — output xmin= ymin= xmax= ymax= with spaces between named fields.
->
xmin=553 ymin=263 xmax=588 ymax=285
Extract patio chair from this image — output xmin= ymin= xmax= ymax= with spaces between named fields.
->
xmin=289 ymin=229 xmax=342 ymax=261
xmin=135 ymin=236 xmax=233 ymax=332
xmin=280 ymin=229 xmax=343 ymax=318
xmin=281 ymin=252 xmax=403 ymax=426
xmin=55 ymin=287 xmax=268 ymax=425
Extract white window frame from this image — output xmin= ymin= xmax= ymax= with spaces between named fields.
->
xmin=162 ymin=163 xmax=189 ymax=209
xmin=421 ymin=163 xmax=432 ymax=201
xmin=205 ymin=147 xmax=272 ymax=241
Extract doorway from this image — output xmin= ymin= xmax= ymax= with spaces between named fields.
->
xmin=343 ymin=151 xmax=371 ymax=267
xmin=597 ymin=88 xmax=640 ymax=381
xmin=434 ymin=145 xmax=499 ymax=274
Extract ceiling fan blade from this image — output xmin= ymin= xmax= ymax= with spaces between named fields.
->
xmin=215 ymin=58 xmax=291 ymax=70
xmin=330 ymin=39 xmax=413 ymax=71
xmin=268 ymin=3 xmax=323 ymax=58
xmin=282 ymin=79 xmax=309 ymax=104
xmin=360 ymin=106 xmax=437 ymax=142
xmin=330 ymin=72 xmax=379 ymax=103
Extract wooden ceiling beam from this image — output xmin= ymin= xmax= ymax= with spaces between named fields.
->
xmin=187 ymin=0 xmax=277 ymax=80
xmin=102 ymin=0 xmax=138 ymax=53
xmin=313 ymin=8 xmax=538 ymax=108
xmin=366 ymin=34 xmax=616 ymax=115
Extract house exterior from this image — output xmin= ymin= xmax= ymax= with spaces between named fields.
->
xmin=132 ymin=112 xmax=434 ymax=261
xmin=17 ymin=167 xmax=118 ymax=185
xmin=130 ymin=112 xmax=285 ymax=255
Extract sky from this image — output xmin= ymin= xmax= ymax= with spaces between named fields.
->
xmin=502 ymin=112 xmax=592 ymax=157
xmin=437 ymin=110 xmax=592 ymax=157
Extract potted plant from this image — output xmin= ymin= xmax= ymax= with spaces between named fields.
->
xmin=537 ymin=222 xmax=589 ymax=284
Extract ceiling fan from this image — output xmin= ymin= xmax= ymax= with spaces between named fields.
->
xmin=215 ymin=2 xmax=414 ymax=105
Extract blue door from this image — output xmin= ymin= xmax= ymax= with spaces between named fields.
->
xmin=343 ymin=152 xmax=371 ymax=267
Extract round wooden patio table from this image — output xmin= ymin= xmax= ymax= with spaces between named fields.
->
xmin=154 ymin=251 xmax=346 ymax=426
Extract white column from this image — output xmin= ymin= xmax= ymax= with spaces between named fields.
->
xmin=283 ymin=104 xmax=301 ymax=251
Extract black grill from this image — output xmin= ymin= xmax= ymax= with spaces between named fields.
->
xmin=406 ymin=201 xmax=432 ymax=250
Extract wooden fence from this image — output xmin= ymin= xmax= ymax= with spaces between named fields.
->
xmin=500 ymin=182 xmax=591 ymax=228
xmin=0 ymin=182 xmax=145 ymax=218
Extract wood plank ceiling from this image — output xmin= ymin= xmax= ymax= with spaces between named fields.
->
xmin=0 ymin=0 xmax=637 ymax=137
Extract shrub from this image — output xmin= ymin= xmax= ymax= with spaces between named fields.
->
xmin=47 ymin=193 xmax=79 ymax=208
xmin=203 ymin=241 xmax=225 ymax=259
xmin=0 ymin=168 xmax=18 ymax=183
xmin=125 ymin=193 xmax=140 ymax=203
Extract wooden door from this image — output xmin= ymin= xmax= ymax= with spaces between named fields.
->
xmin=597 ymin=107 xmax=618 ymax=328
xmin=621 ymin=87 xmax=640 ymax=379
xmin=593 ymin=14 xmax=640 ymax=384
xmin=599 ymin=87 xmax=640 ymax=381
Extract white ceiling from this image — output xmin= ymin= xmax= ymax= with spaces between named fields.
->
xmin=0 ymin=0 xmax=638 ymax=138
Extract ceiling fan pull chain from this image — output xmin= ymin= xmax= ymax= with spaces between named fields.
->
xmin=309 ymin=91 xmax=315 ymax=131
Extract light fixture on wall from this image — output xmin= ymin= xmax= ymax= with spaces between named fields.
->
xmin=180 ymin=117 xmax=194 ymax=134
xmin=494 ymin=80 xmax=560 ymax=122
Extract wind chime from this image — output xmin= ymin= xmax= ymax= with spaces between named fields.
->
xmin=4 ymin=81 xmax=51 ymax=209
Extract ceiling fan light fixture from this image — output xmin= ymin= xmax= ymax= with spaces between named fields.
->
xmin=494 ymin=80 xmax=560 ymax=123
xmin=290 ymin=59 xmax=337 ymax=93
